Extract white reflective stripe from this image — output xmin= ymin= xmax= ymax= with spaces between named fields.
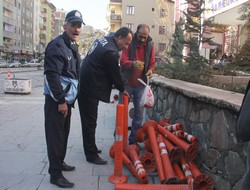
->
xmin=166 ymin=126 xmax=171 ymax=131
xmin=187 ymin=135 xmax=192 ymax=142
xmin=159 ymin=142 xmax=165 ymax=148
xmin=182 ymin=164 xmax=187 ymax=170
xmin=185 ymin=170 xmax=192 ymax=177
xmin=134 ymin=160 xmax=140 ymax=167
xmin=137 ymin=168 xmax=145 ymax=175
xmin=115 ymin=135 xmax=123 ymax=142
xmin=135 ymin=163 xmax=143 ymax=171
xmin=173 ymin=124 xmax=177 ymax=131
xmin=161 ymin=149 xmax=168 ymax=155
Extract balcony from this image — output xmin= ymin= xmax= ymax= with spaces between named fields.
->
xmin=3 ymin=15 xmax=15 ymax=25
xmin=3 ymin=31 xmax=13 ymax=39
xmin=110 ymin=0 xmax=122 ymax=3
xmin=109 ymin=14 xmax=121 ymax=23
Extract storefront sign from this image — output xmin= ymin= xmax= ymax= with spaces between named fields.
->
xmin=210 ymin=0 xmax=248 ymax=12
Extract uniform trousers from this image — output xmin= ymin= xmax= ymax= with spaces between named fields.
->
xmin=243 ymin=142 xmax=250 ymax=190
xmin=44 ymin=95 xmax=71 ymax=178
xmin=78 ymin=92 xmax=100 ymax=161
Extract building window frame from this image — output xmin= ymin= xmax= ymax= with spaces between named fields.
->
xmin=126 ymin=6 xmax=135 ymax=15
xmin=158 ymin=43 xmax=166 ymax=52
xmin=126 ymin=23 xmax=134 ymax=31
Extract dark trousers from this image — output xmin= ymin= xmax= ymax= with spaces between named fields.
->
xmin=243 ymin=142 xmax=250 ymax=190
xmin=78 ymin=92 xmax=99 ymax=161
xmin=44 ymin=96 xmax=71 ymax=178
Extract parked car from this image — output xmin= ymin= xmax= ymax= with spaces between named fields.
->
xmin=0 ymin=60 xmax=7 ymax=68
xmin=28 ymin=59 xmax=41 ymax=67
xmin=20 ymin=61 xmax=30 ymax=67
xmin=7 ymin=60 xmax=21 ymax=68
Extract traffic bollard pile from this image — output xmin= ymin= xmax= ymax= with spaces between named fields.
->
xmin=109 ymin=96 xmax=214 ymax=190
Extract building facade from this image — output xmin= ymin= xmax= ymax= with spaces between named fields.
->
xmin=107 ymin=0 xmax=175 ymax=56
xmin=0 ymin=0 xmax=56 ymax=61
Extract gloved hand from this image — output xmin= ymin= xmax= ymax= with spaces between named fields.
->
xmin=133 ymin=61 xmax=144 ymax=71
xmin=146 ymin=69 xmax=153 ymax=78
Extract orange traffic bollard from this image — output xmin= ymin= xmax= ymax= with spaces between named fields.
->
xmin=163 ymin=138 xmax=183 ymax=163
xmin=135 ymin=128 xmax=146 ymax=142
xmin=139 ymin=152 xmax=156 ymax=173
xmin=184 ymin=132 xmax=198 ymax=143
xmin=115 ymin=183 xmax=192 ymax=190
xmin=157 ymin=134 xmax=180 ymax=184
xmin=159 ymin=117 xmax=171 ymax=127
xmin=109 ymin=104 xmax=128 ymax=184
xmin=109 ymin=143 xmax=139 ymax=179
xmin=144 ymin=138 xmax=152 ymax=152
xmin=123 ymin=95 xmax=129 ymax=150
xmin=142 ymin=120 xmax=166 ymax=183
xmin=172 ymin=130 xmax=184 ymax=138
xmin=180 ymin=157 xmax=193 ymax=184
xmin=172 ymin=163 xmax=187 ymax=184
xmin=7 ymin=70 xmax=11 ymax=78
xmin=125 ymin=145 xmax=149 ymax=184
xmin=188 ymin=161 xmax=214 ymax=190
xmin=157 ymin=123 xmax=198 ymax=161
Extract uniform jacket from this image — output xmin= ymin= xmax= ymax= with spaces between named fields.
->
xmin=79 ymin=35 xmax=124 ymax=103
xmin=44 ymin=32 xmax=81 ymax=105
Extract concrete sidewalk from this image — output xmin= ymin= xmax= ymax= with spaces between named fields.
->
xmin=0 ymin=70 xmax=157 ymax=190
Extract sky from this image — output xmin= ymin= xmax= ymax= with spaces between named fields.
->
xmin=49 ymin=0 xmax=109 ymax=30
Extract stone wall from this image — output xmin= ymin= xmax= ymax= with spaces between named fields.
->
xmin=147 ymin=75 xmax=247 ymax=190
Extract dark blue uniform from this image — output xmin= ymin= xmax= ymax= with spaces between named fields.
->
xmin=44 ymin=32 xmax=80 ymax=178
xmin=78 ymin=35 xmax=124 ymax=161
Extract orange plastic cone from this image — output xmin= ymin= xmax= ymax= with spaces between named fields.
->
xmin=123 ymin=95 xmax=129 ymax=150
xmin=109 ymin=104 xmax=128 ymax=184
xmin=7 ymin=70 xmax=11 ymax=78
xmin=115 ymin=183 xmax=192 ymax=190
xmin=142 ymin=120 xmax=166 ymax=183
xmin=125 ymin=145 xmax=149 ymax=184
xmin=157 ymin=134 xmax=180 ymax=184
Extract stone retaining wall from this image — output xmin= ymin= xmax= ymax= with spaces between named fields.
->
xmin=147 ymin=75 xmax=247 ymax=190
xmin=212 ymin=75 xmax=250 ymax=84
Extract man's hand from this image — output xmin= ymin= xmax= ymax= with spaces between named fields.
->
xmin=122 ymin=90 xmax=130 ymax=98
xmin=133 ymin=61 xmax=144 ymax=71
xmin=58 ymin=103 xmax=68 ymax=118
xmin=146 ymin=69 xmax=153 ymax=78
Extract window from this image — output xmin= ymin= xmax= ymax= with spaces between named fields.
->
xmin=126 ymin=23 xmax=134 ymax=31
xmin=152 ymin=8 xmax=155 ymax=11
xmin=159 ymin=26 xmax=167 ymax=35
xmin=126 ymin=6 xmax=134 ymax=15
xmin=158 ymin=43 xmax=166 ymax=52
xmin=160 ymin=9 xmax=167 ymax=18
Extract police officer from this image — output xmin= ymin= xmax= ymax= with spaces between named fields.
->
xmin=78 ymin=27 xmax=133 ymax=165
xmin=44 ymin=10 xmax=84 ymax=188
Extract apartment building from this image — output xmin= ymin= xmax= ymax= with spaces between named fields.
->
xmin=40 ymin=0 xmax=55 ymax=54
xmin=1 ymin=0 xmax=22 ymax=58
xmin=107 ymin=0 xmax=175 ymax=56
xmin=20 ymin=0 xmax=34 ymax=59
xmin=52 ymin=9 xmax=66 ymax=39
xmin=0 ymin=0 xmax=56 ymax=61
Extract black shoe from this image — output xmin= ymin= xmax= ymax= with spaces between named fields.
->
xmin=50 ymin=176 xmax=74 ymax=188
xmin=87 ymin=157 xmax=107 ymax=165
xmin=62 ymin=162 xmax=75 ymax=171
xmin=97 ymin=149 xmax=102 ymax=154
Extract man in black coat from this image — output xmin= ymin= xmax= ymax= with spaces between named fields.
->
xmin=78 ymin=27 xmax=133 ymax=165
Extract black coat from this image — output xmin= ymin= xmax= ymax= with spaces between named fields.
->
xmin=44 ymin=32 xmax=81 ymax=104
xmin=79 ymin=36 xmax=124 ymax=103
